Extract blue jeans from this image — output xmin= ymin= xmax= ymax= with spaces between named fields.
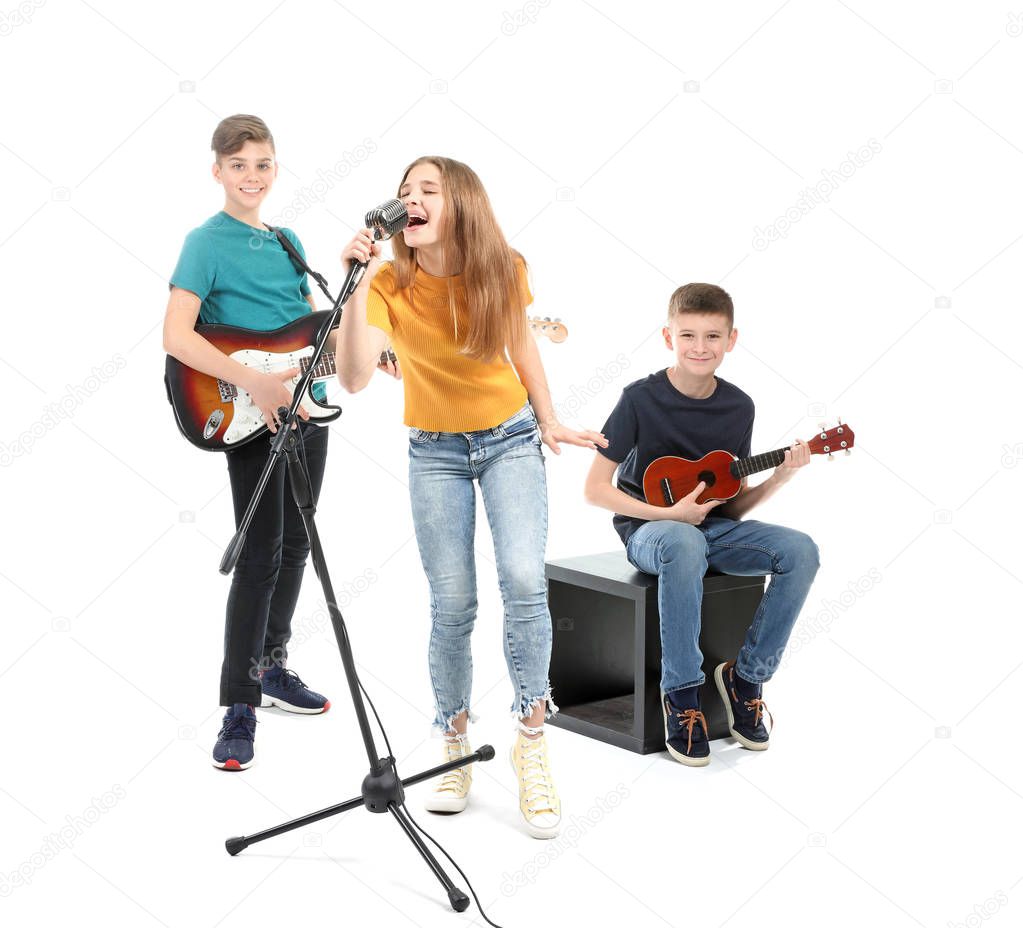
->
xmin=408 ymin=403 xmax=557 ymax=732
xmin=626 ymin=516 xmax=820 ymax=694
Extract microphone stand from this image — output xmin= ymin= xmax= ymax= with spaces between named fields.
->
xmin=219 ymin=230 xmax=493 ymax=914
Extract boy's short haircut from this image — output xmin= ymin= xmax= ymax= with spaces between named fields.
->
xmin=668 ymin=283 xmax=734 ymax=330
xmin=212 ymin=115 xmax=275 ymax=162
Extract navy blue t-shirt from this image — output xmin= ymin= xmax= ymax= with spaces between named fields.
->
xmin=598 ymin=371 xmax=755 ymax=545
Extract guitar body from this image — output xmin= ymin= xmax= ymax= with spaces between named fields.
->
xmin=165 ymin=311 xmax=341 ymax=452
xmin=642 ymin=422 xmax=855 ymax=508
xmin=643 ymin=450 xmax=743 ymax=506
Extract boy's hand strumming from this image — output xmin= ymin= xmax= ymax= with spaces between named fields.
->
xmin=667 ymin=480 xmax=724 ymax=525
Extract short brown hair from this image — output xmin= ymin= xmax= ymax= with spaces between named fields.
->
xmin=668 ymin=283 xmax=734 ymax=329
xmin=211 ymin=114 xmax=275 ymax=161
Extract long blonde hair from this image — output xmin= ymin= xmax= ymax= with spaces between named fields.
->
xmin=390 ymin=156 xmax=528 ymax=362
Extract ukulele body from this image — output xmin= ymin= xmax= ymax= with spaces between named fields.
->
xmin=642 ymin=450 xmax=742 ymax=507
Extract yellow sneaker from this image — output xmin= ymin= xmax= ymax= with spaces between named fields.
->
xmin=510 ymin=727 xmax=561 ymax=839
xmin=424 ymin=735 xmax=473 ymax=814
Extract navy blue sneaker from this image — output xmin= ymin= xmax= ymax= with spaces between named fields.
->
xmin=259 ymin=664 xmax=330 ymax=714
xmin=661 ymin=691 xmax=710 ymax=766
xmin=212 ymin=703 xmax=256 ymax=770
xmin=714 ymin=661 xmax=772 ymax=750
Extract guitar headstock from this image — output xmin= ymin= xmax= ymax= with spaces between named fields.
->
xmin=529 ymin=316 xmax=569 ymax=343
xmin=806 ymin=420 xmax=855 ymax=458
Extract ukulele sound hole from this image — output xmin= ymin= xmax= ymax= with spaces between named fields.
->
xmin=697 ymin=470 xmax=716 ymax=488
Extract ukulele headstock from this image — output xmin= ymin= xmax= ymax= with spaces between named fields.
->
xmin=528 ymin=316 xmax=569 ymax=343
xmin=807 ymin=420 xmax=855 ymax=458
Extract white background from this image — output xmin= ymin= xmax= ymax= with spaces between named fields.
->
xmin=2 ymin=2 xmax=1022 ymax=926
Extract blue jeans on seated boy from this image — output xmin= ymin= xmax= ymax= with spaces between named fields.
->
xmin=626 ymin=515 xmax=819 ymax=752
xmin=408 ymin=403 xmax=556 ymax=732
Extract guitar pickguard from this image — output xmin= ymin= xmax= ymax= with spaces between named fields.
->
xmin=221 ymin=347 xmax=334 ymax=446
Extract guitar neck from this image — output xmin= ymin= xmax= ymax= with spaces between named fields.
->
xmin=300 ymin=351 xmax=336 ymax=380
xmin=729 ymin=448 xmax=790 ymax=479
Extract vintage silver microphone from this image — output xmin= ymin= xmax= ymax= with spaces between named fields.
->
xmin=365 ymin=198 xmax=409 ymax=242
xmin=340 ymin=198 xmax=409 ymax=298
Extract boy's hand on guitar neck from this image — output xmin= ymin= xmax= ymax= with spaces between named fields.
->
xmin=665 ymin=481 xmax=725 ymax=526
xmin=245 ymin=368 xmax=310 ymax=434
xmin=772 ymin=438 xmax=811 ymax=485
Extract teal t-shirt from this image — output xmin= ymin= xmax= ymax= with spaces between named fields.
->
xmin=170 ymin=210 xmax=327 ymax=401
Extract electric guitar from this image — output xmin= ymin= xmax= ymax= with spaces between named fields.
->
xmin=167 ymin=310 xmax=565 ymax=452
xmin=529 ymin=315 xmax=568 ymax=343
xmin=642 ymin=422 xmax=855 ymax=506
xmin=165 ymin=311 xmax=346 ymax=452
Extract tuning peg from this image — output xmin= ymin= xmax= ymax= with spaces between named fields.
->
xmin=827 ymin=453 xmax=834 ymax=460
xmin=845 ymin=449 xmax=851 ymax=456
xmin=818 ymin=421 xmax=826 ymax=430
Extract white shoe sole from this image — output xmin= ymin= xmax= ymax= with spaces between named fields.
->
xmin=660 ymin=695 xmax=710 ymax=767
xmin=509 ymin=747 xmax=561 ymax=839
xmin=714 ymin=663 xmax=770 ymax=751
xmin=423 ymin=794 xmax=468 ymax=814
xmin=259 ymin=694 xmax=329 ymax=714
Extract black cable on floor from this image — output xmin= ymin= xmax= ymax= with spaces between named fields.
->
xmin=334 ymin=596 xmax=506 ymax=927
xmin=400 ymin=802 xmax=506 ymax=928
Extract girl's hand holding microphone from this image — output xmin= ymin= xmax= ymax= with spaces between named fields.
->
xmin=341 ymin=229 xmax=382 ymax=289
xmin=340 ymin=230 xmax=399 ymax=380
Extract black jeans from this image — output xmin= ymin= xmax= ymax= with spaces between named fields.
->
xmin=220 ymin=421 xmax=329 ymax=706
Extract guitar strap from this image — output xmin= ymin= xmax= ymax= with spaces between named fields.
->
xmin=266 ymin=225 xmax=392 ymax=363
xmin=162 ymin=227 xmax=344 ymax=414
xmin=264 ymin=224 xmax=333 ymax=304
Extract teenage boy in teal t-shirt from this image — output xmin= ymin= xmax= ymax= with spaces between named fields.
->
xmin=164 ymin=115 xmax=333 ymax=771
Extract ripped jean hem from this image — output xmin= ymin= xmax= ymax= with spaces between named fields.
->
xmin=511 ymin=684 xmax=559 ymax=722
xmin=432 ymin=702 xmax=480 ymax=737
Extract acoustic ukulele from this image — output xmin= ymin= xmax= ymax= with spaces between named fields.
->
xmin=642 ymin=421 xmax=855 ymax=506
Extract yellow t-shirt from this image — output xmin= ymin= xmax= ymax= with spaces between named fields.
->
xmin=366 ymin=260 xmax=531 ymax=432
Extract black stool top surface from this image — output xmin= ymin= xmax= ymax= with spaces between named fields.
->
xmin=546 ymin=550 xmax=765 ymax=597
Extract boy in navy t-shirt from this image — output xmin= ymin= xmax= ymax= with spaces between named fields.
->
xmin=584 ymin=283 xmax=820 ymax=766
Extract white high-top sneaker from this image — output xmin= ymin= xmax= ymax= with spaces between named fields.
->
xmin=424 ymin=734 xmax=473 ymax=814
xmin=510 ymin=724 xmax=561 ymax=839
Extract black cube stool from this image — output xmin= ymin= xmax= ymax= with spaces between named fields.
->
xmin=545 ymin=551 xmax=766 ymax=754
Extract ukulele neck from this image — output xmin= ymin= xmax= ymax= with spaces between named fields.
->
xmin=729 ymin=448 xmax=789 ymax=479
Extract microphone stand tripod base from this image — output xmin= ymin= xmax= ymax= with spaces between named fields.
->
xmin=222 ymin=425 xmax=495 ymax=914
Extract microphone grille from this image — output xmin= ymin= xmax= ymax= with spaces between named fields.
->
xmin=365 ymin=198 xmax=408 ymax=241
